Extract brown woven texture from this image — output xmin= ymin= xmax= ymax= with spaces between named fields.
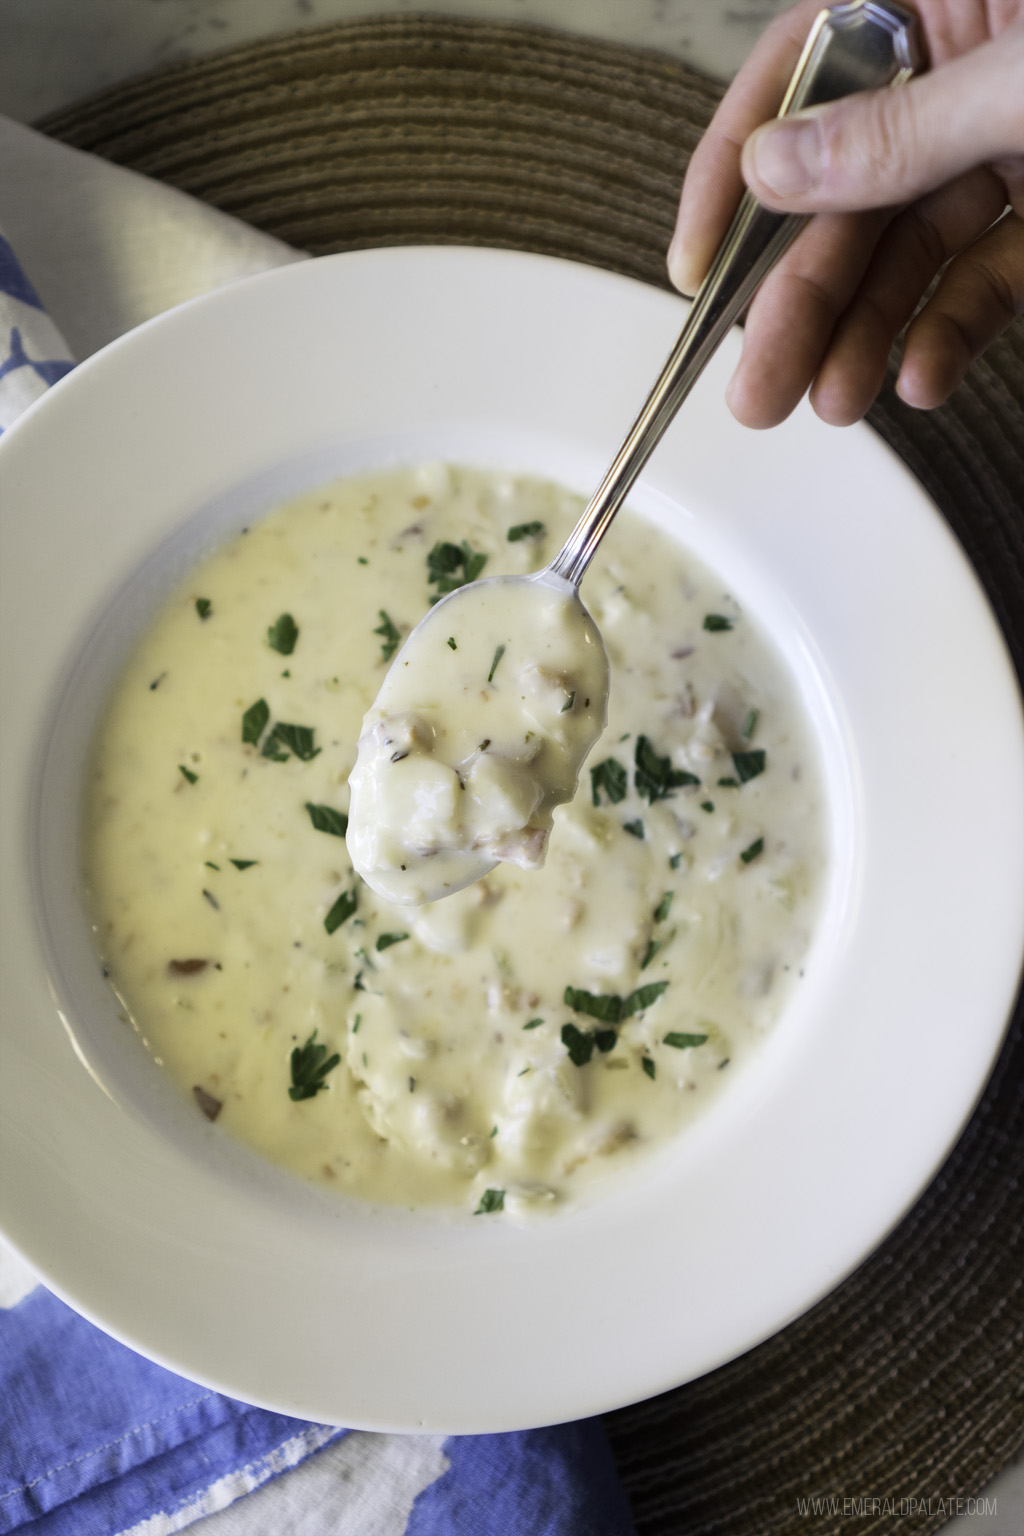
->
xmin=39 ymin=17 xmax=1024 ymax=1535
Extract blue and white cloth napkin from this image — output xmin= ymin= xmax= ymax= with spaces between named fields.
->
xmin=0 ymin=119 xmax=637 ymax=1536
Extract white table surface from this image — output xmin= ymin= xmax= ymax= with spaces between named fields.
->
xmin=1 ymin=2 xmax=1021 ymax=1530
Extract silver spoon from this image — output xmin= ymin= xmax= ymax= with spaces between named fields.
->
xmin=550 ymin=0 xmax=921 ymax=587
xmin=348 ymin=1 xmax=921 ymax=904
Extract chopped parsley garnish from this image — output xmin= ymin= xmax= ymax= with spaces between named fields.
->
xmin=642 ymin=1057 xmax=656 ymax=1080
xmin=742 ymin=709 xmax=759 ymax=740
xmin=561 ymin=1023 xmax=596 ymax=1065
xmin=561 ymin=691 xmax=575 ymax=713
xmin=590 ymin=756 xmax=628 ymax=806
xmin=376 ymin=932 xmax=409 ymax=951
xmin=178 ymin=764 xmax=198 ymax=784
xmin=732 ymin=749 xmax=766 ymax=783
xmin=717 ymin=776 xmax=740 ymax=788
xmin=202 ymin=888 xmax=219 ymax=910
xmin=204 ymin=861 xmax=220 ymax=870
xmin=564 ymin=987 xmax=623 ymax=1023
xmin=523 ymin=1017 xmax=544 ymax=1030
xmin=700 ymin=800 xmax=715 ymax=813
xmin=623 ymin=981 xmax=669 ymax=1017
xmin=703 ymin=614 xmax=733 ymax=631
xmin=352 ymin=1015 xmax=361 ymax=1033
xmin=229 ymin=859 xmax=258 ymax=870
xmin=664 ymin=1031 xmax=709 ymax=1049
xmin=641 ymin=939 xmax=662 ymax=970
xmin=474 ymin=1188 xmax=505 ymax=1214
xmin=374 ymin=609 xmax=401 ymax=661
xmin=261 ymin=721 xmax=320 ymax=762
xmin=305 ymin=802 xmax=348 ymax=838
xmin=426 ymin=540 xmax=487 ymax=602
xmin=561 ymin=1021 xmax=618 ymax=1066
xmin=288 ymin=1029 xmax=341 ymax=1101
xmin=623 ymin=819 xmax=644 ymax=839
xmin=487 ymin=644 xmax=506 ymax=683
xmin=241 ymin=697 xmax=270 ymax=745
xmin=507 ymin=521 xmax=545 ymax=542
xmin=634 ymin=734 xmax=700 ymax=802
xmin=447 ymin=636 xmax=457 ymax=650
xmin=669 ymin=852 xmax=683 ymax=869
xmin=324 ymin=886 xmax=358 ymax=934
xmin=357 ymin=556 xmax=369 ymax=565
xmin=195 ymin=597 xmax=212 ymax=620
xmin=740 ymin=836 xmax=765 ymax=864
xmin=267 ymin=612 xmax=298 ymax=655
xmin=654 ymin=891 xmax=674 ymax=923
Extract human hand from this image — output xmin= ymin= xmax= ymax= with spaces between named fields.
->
xmin=668 ymin=1 xmax=1024 ymax=427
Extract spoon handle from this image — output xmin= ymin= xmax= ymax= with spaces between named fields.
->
xmin=549 ymin=0 xmax=922 ymax=587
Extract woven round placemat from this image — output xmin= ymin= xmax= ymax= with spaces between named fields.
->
xmin=39 ymin=17 xmax=1024 ymax=1535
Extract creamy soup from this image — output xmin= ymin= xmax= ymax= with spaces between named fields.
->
xmin=84 ymin=464 xmax=827 ymax=1216
xmin=348 ymin=571 xmax=609 ymax=903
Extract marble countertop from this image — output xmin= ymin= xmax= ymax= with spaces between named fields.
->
xmin=1 ymin=0 xmax=794 ymax=121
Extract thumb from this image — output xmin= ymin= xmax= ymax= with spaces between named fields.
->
xmin=740 ymin=25 xmax=1024 ymax=212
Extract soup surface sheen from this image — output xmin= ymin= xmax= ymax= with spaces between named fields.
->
xmin=85 ymin=464 xmax=827 ymax=1216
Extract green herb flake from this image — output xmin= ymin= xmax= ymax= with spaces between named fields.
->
xmin=740 ymin=836 xmax=765 ymax=864
xmin=564 ymin=987 xmax=623 ymax=1024
xmin=288 ymin=1029 xmax=341 ymax=1101
xmin=357 ymin=556 xmax=369 ymax=565
xmin=447 ymin=636 xmax=457 ymax=650
xmin=669 ymin=852 xmax=684 ymax=869
xmin=700 ymin=800 xmax=715 ymax=813
xmin=374 ymin=610 xmax=401 ymax=662
xmin=635 ymin=734 xmax=700 ymax=803
xmin=523 ymin=1017 xmax=544 ymax=1030
xmin=487 ymin=644 xmax=506 ymax=684
xmin=703 ymin=614 xmax=733 ymax=632
xmin=590 ymin=757 xmax=628 ymax=806
xmin=267 ymin=612 xmax=299 ymax=655
xmin=742 ymin=709 xmax=759 ymax=741
xmin=654 ymin=891 xmax=674 ymax=923
xmin=426 ymin=540 xmax=488 ymax=602
xmin=352 ymin=1014 xmax=362 ymax=1033
xmin=640 ymin=939 xmax=662 ymax=970
xmin=594 ymin=1029 xmax=618 ymax=1054
xmin=474 ymin=1188 xmax=505 ymax=1214
xmin=229 ymin=859 xmax=258 ymax=870
xmin=305 ymin=802 xmax=348 ymax=838
xmin=507 ymin=521 xmax=545 ymax=542
xmin=623 ymin=819 xmax=645 ymax=839
xmin=664 ymin=1031 xmax=709 ymax=1049
xmin=732 ymin=749 xmax=767 ymax=783
xmin=261 ymin=721 xmax=320 ymax=762
xmin=623 ymin=980 xmax=669 ymax=1017
xmin=561 ymin=1022 xmax=596 ymax=1066
xmin=717 ymin=776 xmax=740 ymax=788
xmin=324 ymin=887 xmax=358 ymax=935
xmin=642 ymin=1056 xmax=656 ymax=1080
xmin=376 ymin=932 xmax=409 ymax=951
xmin=195 ymin=597 xmax=212 ymax=620
xmin=204 ymin=861 xmax=220 ymax=871
xmin=241 ymin=697 xmax=270 ymax=745
xmin=178 ymin=764 xmax=198 ymax=784
xmin=560 ymin=691 xmax=576 ymax=714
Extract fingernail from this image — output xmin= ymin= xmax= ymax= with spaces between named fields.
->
xmin=667 ymin=233 xmax=703 ymax=296
xmin=748 ymin=117 xmax=822 ymax=198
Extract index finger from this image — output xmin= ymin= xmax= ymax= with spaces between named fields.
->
xmin=668 ymin=0 xmax=825 ymax=294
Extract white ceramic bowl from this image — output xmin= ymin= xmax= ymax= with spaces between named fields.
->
xmin=2 ymin=248 xmax=1022 ymax=1432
